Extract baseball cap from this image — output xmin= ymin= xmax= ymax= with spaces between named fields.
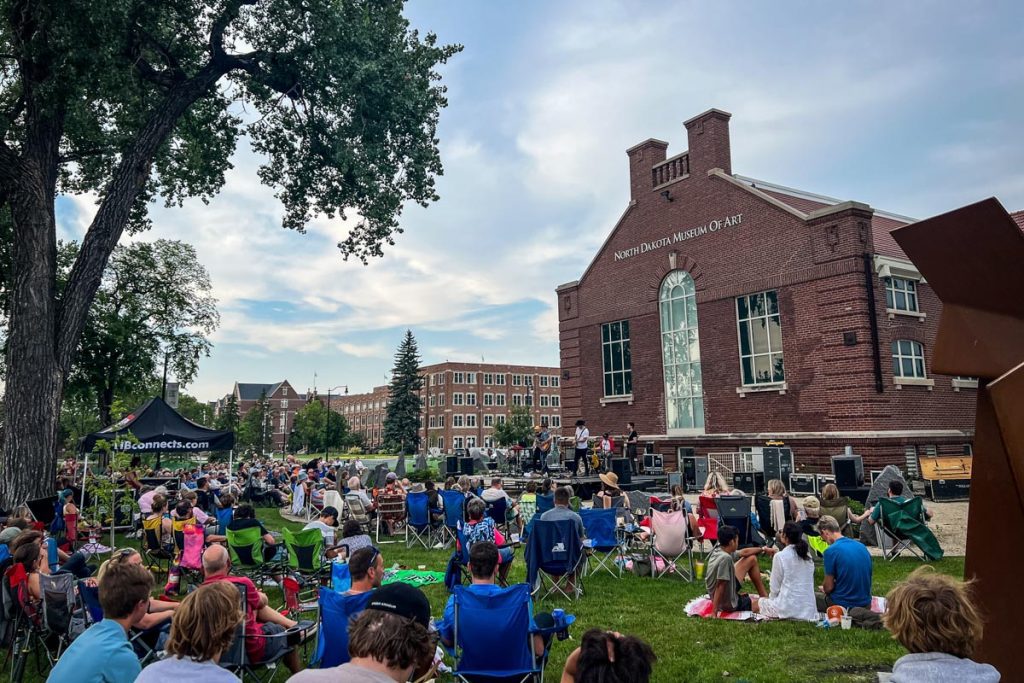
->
xmin=367 ymin=583 xmax=431 ymax=628
xmin=386 ymin=472 xmax=397 ymax=481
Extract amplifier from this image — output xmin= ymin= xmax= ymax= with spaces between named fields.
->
xmin=815 ymin=474 xmax=836 ymax=495
xmin=789 ymin=473 xmax=817 ymax=496
xmin=459 ymin=457 xmax=475 ymax=476
xmin=610 ymin=458 xmax=632 ymax=485
xmin=733 ymin=471 xmax=765 ymax=495
xmin=927 ymin=478 xmax=971 ymax=501
xmin=445 ymin=455 xmax=458 ymax=476
xmin=831 ymin=455 xmax=864 ymax=488
xmin=643 ymin=453 xmax=664 ymax=474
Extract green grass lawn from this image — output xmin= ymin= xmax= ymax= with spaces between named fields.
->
xmin=16 ymin=508 xmax=964 ymax=683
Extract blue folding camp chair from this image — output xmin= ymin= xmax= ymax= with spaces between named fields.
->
xmin=406 ymin=491 xmax=440 ymax=549
xmin=439 ymin=490 xmax=466 ymax=548
xmin=444 ymin=523 xmax=473 ymax=592
xmin=486 ymin=497 xmax=512 ymax=538
xmin=216 ymin=507 xmax=234 ymax=536
xmin=579 ymin=508 xmax=622 ymax=578
xmin=453 ymin=583 xmax=546 ymax=682
xmin=524 ymin=494 xmax=555 ymax=538
xmin=716 ymin=495 xmax=762 ymax=548
xmin=525 ymin=519 xmax=584 ymax=601
xmin=312 ymin=587 xmax=374 ymax=668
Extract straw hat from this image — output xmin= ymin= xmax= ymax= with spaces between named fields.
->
xmin=803 ymin=496 xmax=821 ymax=518
xmin=599 ymin=472 xmax=620 ymax=490
xmin=409 ymin=483 xmax=426 ymax=493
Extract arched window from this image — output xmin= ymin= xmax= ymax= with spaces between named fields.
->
xmin=659 ymin=270 xmax=704 ymax=432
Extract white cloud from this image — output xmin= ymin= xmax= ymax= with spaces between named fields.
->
xmin=337 ymin=342 xmax=389 ymax=359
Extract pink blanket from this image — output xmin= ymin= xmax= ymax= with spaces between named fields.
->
xmin=684 ymin=595 xmax=887 ymax=621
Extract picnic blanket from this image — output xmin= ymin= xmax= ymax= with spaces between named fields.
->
xmin=684 ymin=595 xmax=888 ymax=621
xmin=382 ymin=569 xmax=445 ymax=588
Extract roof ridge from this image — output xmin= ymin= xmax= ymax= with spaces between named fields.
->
xmin=735 ymin=174 xmax=917 ymax=223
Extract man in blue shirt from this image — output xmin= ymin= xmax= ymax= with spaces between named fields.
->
xmin=816 ymin=515 xmax=873 ymax=611
xmin=49 ymin=561 xmax=153 ymax=683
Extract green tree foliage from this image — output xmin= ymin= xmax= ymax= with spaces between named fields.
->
xmin=236 ymin=390 xmax=272 ymax=456
xmin=216 ymin=394 xmax=241 ymax=434
xmin=382 ymin=330 xmax=423 ymax=455
xmin=0 ymin=0 xmax=460 ymax=507
xmin=492 ymin=404 xmax=534 ymax=448
xmin=65 ymin=239 xmax=219 ymax=426
xmin=290 ymin=399 xmax=351 ymax=453
xmin=177 ymin=393 xmax=214 ymax=427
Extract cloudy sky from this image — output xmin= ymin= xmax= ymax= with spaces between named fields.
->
xmin=56 ymin=0 xmax=1024 ymax=402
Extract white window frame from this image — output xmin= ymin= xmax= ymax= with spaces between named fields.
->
xmin=466 ymin=392 xmax=477 ymax=406
xmin=495 ymin=394 xmax=506 ymax=406
xmin=466 ymin=414 xmax=477 ymax=428
xmin=452 ymin=414 xmax=464 ymax=428
xmin=452 ymin=392 xmax=464 ymax=406
xmin=550 ymin=415 xmax=561 ymax=428
xmin=735 ymin=290 xmax=785 ymax=389
xmin=540 ymin=395 xmax=550 ymax=407
xmin=484 ymin=414 xmax=494 ymax=427
xmin=551 ymin=375 xmax=560 ymax=387
xmin=467 ymin=372 xmax=477 ymax=384
xmin=437 ymin=436 xmax=445 ymax=450
xmin=551 ymin=396 xmax=560 ymax=407
xmin=439 ymin=393 xmax=446 ymax=406
xmin=438 ymin=415 xmax=445 ymax=428
xmin=512 ymin=394 xmax=523 ymax=406
xmin=483 ymin=393 xmax=494 ymax=406
xmin=453 ymin=436 xmax=464 ymax=449
xmin=540 ymin=376 xmax=549 ymax=387
xmin=601 ymin=320 xmax=633 ymax=399
xmin=466 ymin=436 xmax=477 ymax=448
xmin=884 ymin=276 xmax=922 ymax=315
xmin=892 ymin=339 xmax=934 ymax=389
xmin=512 ymin=374 xmax=523 ymax=386
xmin=495 ymin=374 xmax=506 ymax=386
xmin=453 ymin=371 xmax=464 ymax=384
xmin=495 ymin=414 xmax=506 ymax=425
xmin=483 ymin=373 xmax=493 ymax=385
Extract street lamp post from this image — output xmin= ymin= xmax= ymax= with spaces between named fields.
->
xmin=324 ymin=385 xmax=348 ymax=462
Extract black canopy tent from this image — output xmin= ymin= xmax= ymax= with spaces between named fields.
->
xmin=79 ymin=396 xmax=234 ymax=455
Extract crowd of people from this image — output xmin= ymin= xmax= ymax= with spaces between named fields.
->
xmin=0 ymin=455 xmax=996 ymax=683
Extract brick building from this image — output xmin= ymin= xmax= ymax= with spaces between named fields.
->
xmin=216 ymin=380 xmax=306 ymax=452
xmin=327 ymin=385 xmax=391 ymax=451
xmin=330 ymin=362 xmax=562 ymax=453
xmin=557 ymin=107 xmax=989 ymax=477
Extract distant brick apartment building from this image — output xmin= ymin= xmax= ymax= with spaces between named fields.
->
xmin=556 ymin=107 xmax=1010 ymax=476
xmin=329 ymin=362 xmax=563 ymax=452
xmin=215 ymin=380 xmax=306 ymax=452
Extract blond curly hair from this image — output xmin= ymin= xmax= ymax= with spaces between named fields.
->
xmin=884 ymin=566 xmax=983 ymax=659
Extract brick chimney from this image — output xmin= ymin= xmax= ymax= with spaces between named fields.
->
xmin=626 ymin=138 xmax=668 ymax=201
xmin=684 ymin=108 xmax=732 ymax=176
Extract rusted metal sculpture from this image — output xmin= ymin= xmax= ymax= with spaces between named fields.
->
xmin=893 ymin=197 xmax=1024 ymax=678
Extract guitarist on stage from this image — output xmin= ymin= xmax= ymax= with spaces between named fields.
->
xmin=532 ymin=425 xmax=553 ymax=474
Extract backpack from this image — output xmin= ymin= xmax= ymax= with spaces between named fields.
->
xmin=444 ymin=552 xmax=463 ymax=592
xmin=49 ymin=498 xmax=66 ymax=535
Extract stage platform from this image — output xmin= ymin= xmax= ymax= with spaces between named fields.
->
xmin=499 ymin=472 xmax=669 ymax=498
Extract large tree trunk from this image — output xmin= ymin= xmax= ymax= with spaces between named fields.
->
xmin=0 ymin=61 xmax=228 ymax=509
xmin=0 ymin=140 xmax=63 ymax=506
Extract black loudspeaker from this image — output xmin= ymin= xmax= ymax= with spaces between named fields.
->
xmin=927 ymin=478 xmax=970 ymax=501
xmin=610 ymin=458 xmax=632 ymax=485
xmin=733 ymin=471 xmax=765 ymax=495
xmin=764 ymin=447 xmax=793 ymax=484
xmin=643 ymin=453 xmax=664 ymax=473
xmin=459 ymin=457 xmax=475 ymax=476
xmin=831 ymin=455 xmax=864 ymax=488
xmin=789 ymin=473 xmax=816 ymax=496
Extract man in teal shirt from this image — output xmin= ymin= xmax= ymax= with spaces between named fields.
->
xmin=48 ymin=561 xmax=153 ymax=683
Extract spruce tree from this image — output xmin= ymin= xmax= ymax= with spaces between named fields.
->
xmin=383 ymin=330 xmax=424 ymax=455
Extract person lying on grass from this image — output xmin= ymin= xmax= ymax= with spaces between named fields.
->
xmin=706 ymin=524 xmax=775 ymax=615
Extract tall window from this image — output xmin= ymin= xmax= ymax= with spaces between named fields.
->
xmin=885 ymin=276 xmax=919 ymax=313
xmin=438 ymin=393 xmax=445 ymax=406
xmin=483 ymin=414 xmax=494 ymax=427
xmin=892 ymin=340 xmax=927 ymax=378
xmin=466 ymin=393 xmax=477 ymax=406
xmin=540 ymin=395 xmax=550 ymax=407
xmin=736 ymin=290 xmax=785 ymax=386
xmin=466 ymin=414 xmax=477 ymax=428
xmin=452 ymin=392 xmax=464 ymax=406
xmin=659 ymin=271 xmax=703 ymax=431
xmin=540 ymin=376 xmax=549 ymax=387
xmin=438 ymin=415 xmax=445 ymax=428
xmin=496 ymin=414 xmax=506 ymax=425
xmin=551 ymin=375 xmax=560 ymax=387
xmin=601 ymin=320 xmax=632 ymax=397
xmin=483 ymin=393 xmax=494 ymax=406
xmin=551 ymin=396 xmax=560 ymax=407
xmin=452 ymin=414 xmax=464 ymax=428
xmin=495 ymin=374 xmax=506 ymax=386
xmin=512 ymin=394 xmax=523 ymax=406
xmin=453 ymin=437 xmax=463 ymax=449
xmin=483 ymin=373 xmax=493 ymax=385
xmin=550 ymin=416 xmax=561 ymax=428
xmin=467 ymin=372 xmax=477 ymax=384
xmin=437 ymin=436 xmax=444 ymax=450
xmin=453 ymin=371 xmax=464 ymax=384
xmin=512 ymin=374 xmax=523 ymax=386
xmin=466 ymin=436 xmax=477 ymax=448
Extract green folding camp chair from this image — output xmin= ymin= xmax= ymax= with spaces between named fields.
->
xmin=876 ymin=496 xmax=944 ymax=561
xmin=227 ymin=525 xmax=280 ymax=583
xmin=281 ymin=527 xmax=328 ymax=583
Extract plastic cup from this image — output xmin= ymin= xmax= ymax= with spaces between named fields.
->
xmin=840 ymin=616 xmax=852 ymax=630
xmin=695 ymin=561 xmax=705 ymax=580
xmin=417 ymin=565 xmax=426 ymax=570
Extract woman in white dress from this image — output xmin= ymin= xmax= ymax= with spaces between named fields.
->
xmin=757 ymin=521 xmax=818 ymax=621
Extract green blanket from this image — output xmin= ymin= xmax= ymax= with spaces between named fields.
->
xmin=382 ymin=569 xmax=446 ymax=587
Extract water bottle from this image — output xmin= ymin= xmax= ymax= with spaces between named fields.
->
xmin=551 ymin=608 xmax=564 ymax=629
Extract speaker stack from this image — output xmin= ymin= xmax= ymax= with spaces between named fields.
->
xmin=831 ymin=455 xmax=864 ymax=487
xmin=733 ymin=471 xmax=765 ymax=495
xmin=643 ymin=452 xmax=664 ymax=474
xmin=610 ymin=458 xmax=632 ymax=486
xmin=459 ymin=457 xmax=475 ymax=476
xmin=446 ymin=455 xmax=458 ymax=476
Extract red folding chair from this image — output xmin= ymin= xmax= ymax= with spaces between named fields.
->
xmin=696 ymin=495 xmax=720 ymax=555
